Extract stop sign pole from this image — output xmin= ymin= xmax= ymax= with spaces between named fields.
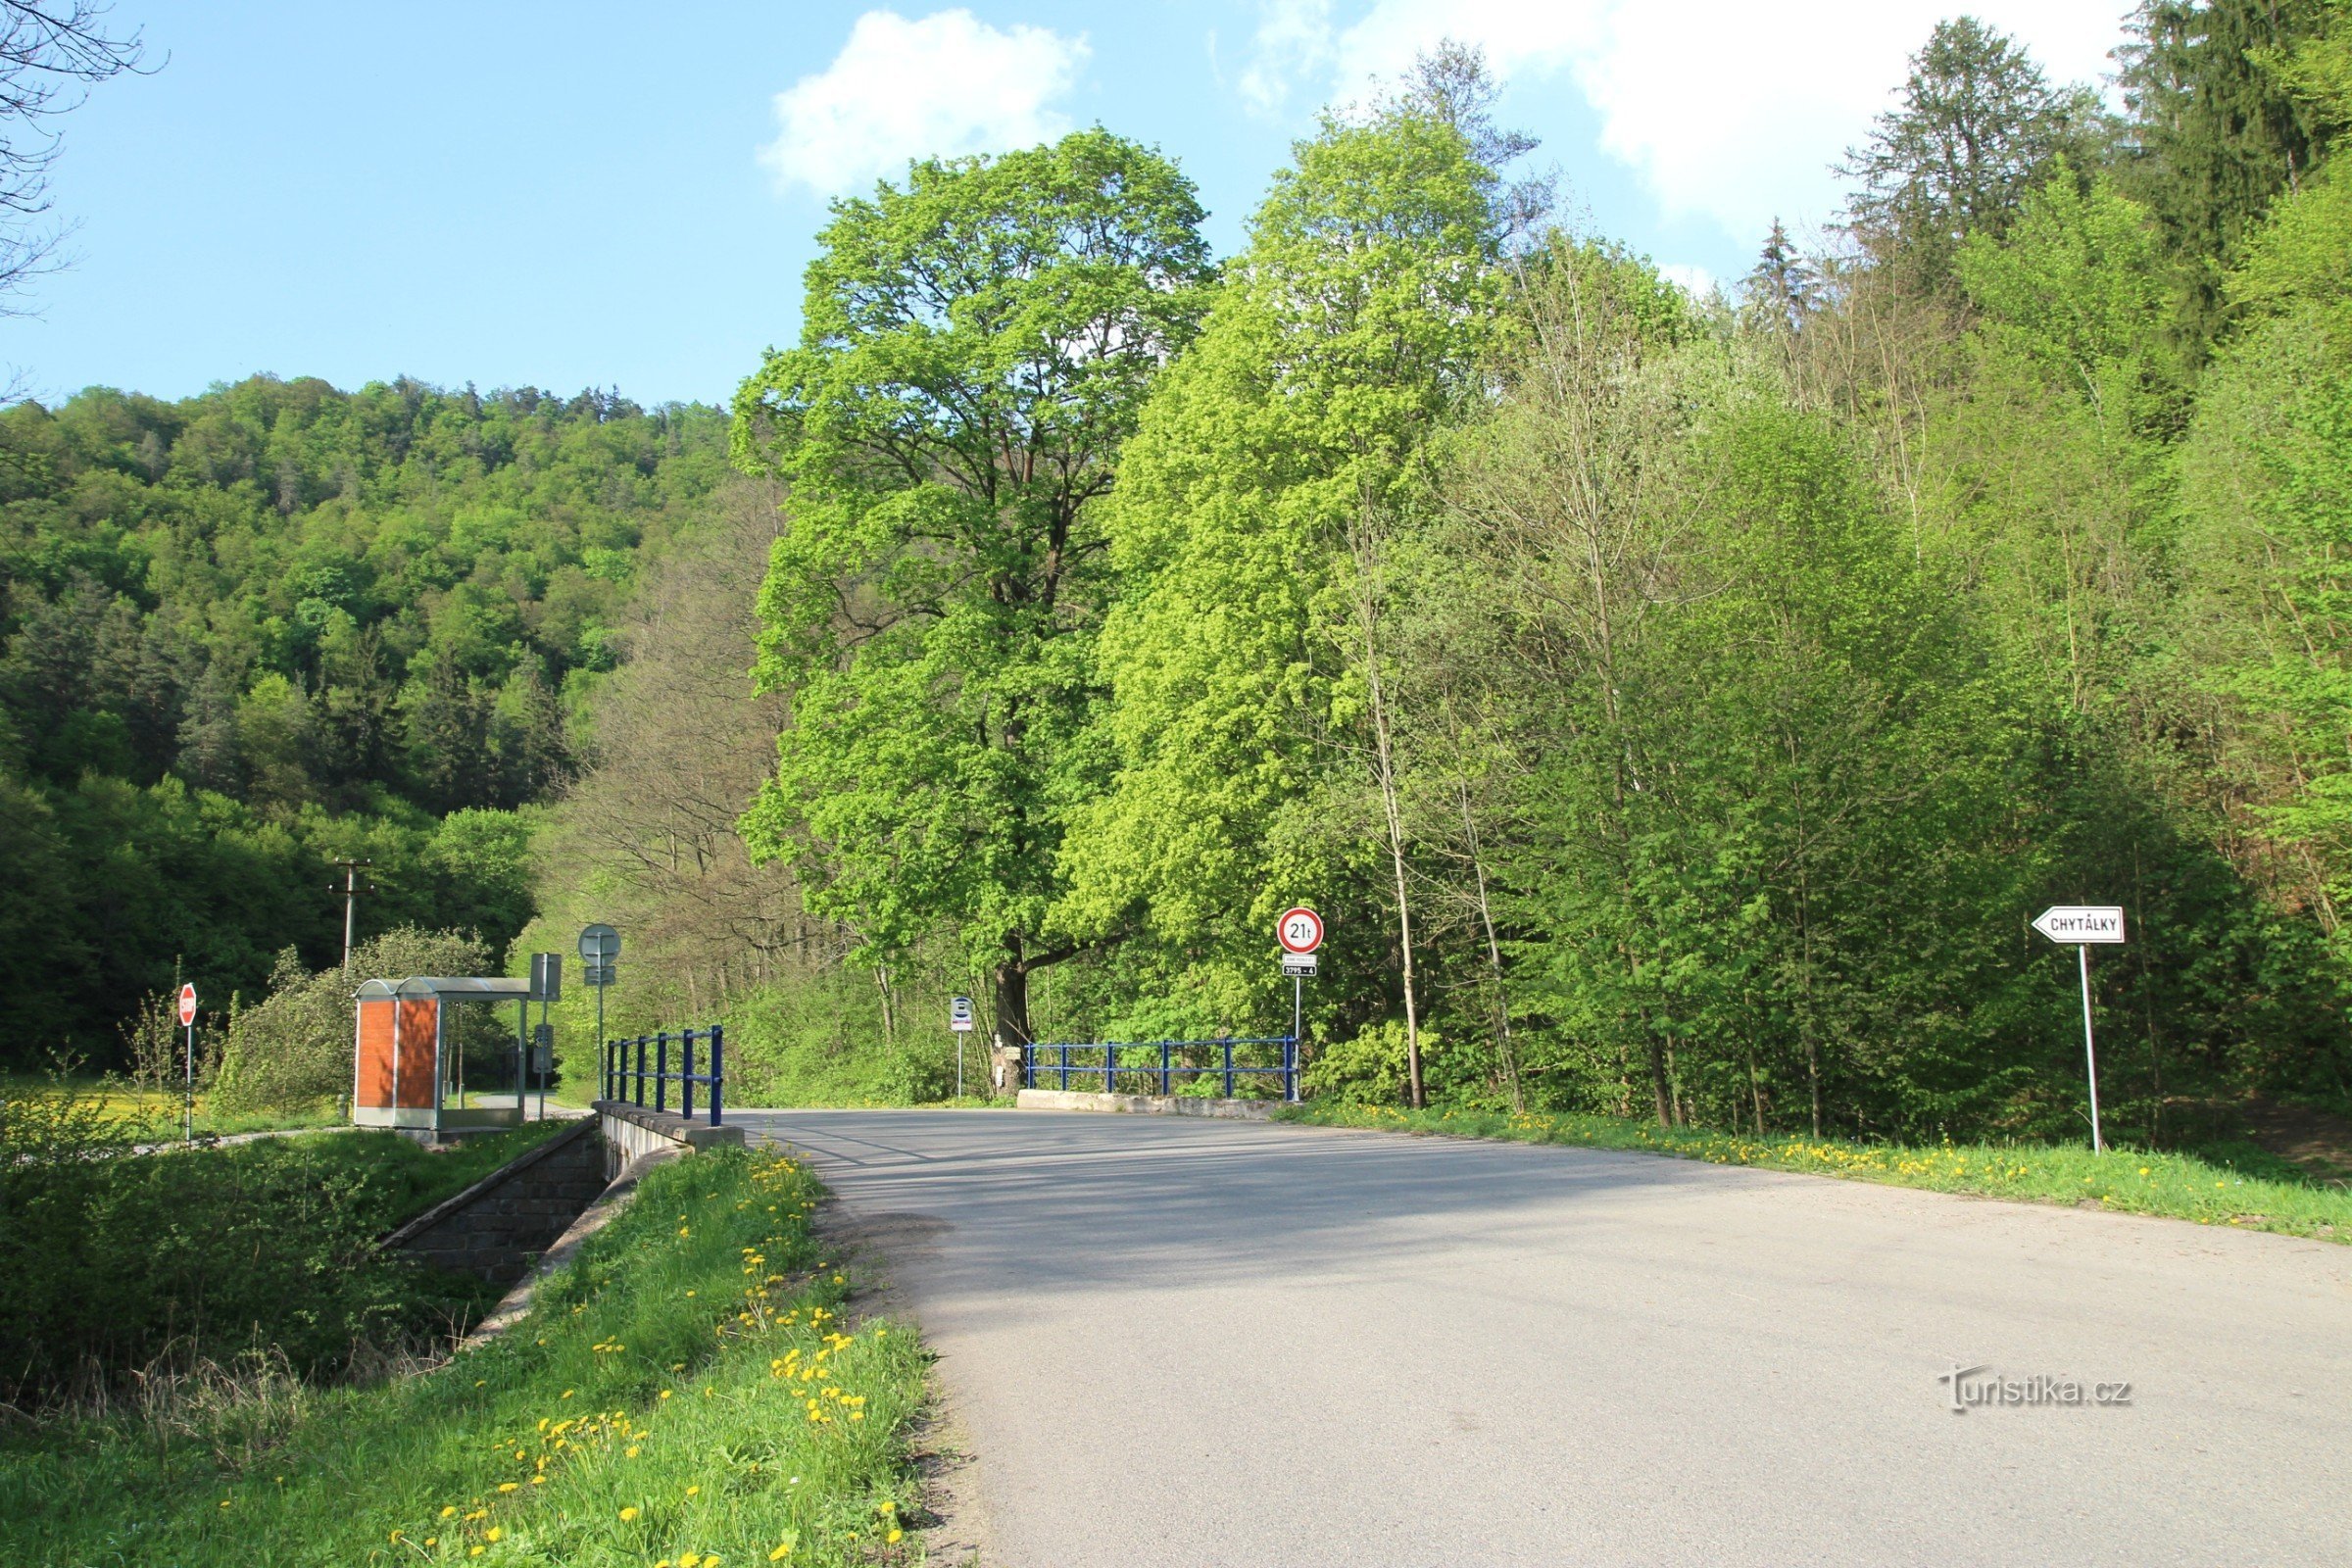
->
xmin=2033 ymin=906 xmax=2127 ymax=1152
xmin=177 ymin=981 xmax=198 ymax=1142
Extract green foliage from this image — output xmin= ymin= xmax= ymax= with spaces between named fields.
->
xmin=1062 ymin=104 xmax=1503 ymax=1032
xmin=1839 ymin=17 xmax=2110 ymax=288
xmin=731 ymin=129 xmax=1215 ymax=1043
xmin=0 ymin=1097 xmax=559 ymax=1406
xmin=0 ymin=375 xmax=714 ymax=1063
xmin=2119 ymin=0 xmax=2343 ymax=348
xmin=0 ymin=1148 xmax=928 ymax=1567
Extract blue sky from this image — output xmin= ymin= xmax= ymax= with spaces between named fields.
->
xmin=8 ymin=1 xmax=2132 ymax=410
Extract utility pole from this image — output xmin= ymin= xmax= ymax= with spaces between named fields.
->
xmin=331 ymin=858 xmax=375 ymax=974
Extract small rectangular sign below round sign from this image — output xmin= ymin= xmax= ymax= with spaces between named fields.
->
xmin=1281 ymin=954 xmax=1318 ymax=976
xmin=2033 ymin=906 xmax=2127 ymax=944
xmin=950 ymin=996 xmax=975 ymax=1032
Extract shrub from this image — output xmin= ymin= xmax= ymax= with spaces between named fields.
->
xmin=210 ymin=927 xmax=495 ymax=1114
xmin=0 ymin=1093 xmax=533 ymax=1408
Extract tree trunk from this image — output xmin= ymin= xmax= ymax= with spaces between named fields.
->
xmin=1354 ymin=514 xmax=1425 ymax=1108
xmin=1459 ymin=778 xmax=1521 ymax=1113
xmin=1646 ymin=1034 xmax=1673 ymax=1127
xmin=992 ymin=951 xmax=1032 ymax=1053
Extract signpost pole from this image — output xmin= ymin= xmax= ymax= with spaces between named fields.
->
xmin=2033 ymin=905 xmax=2123 ymax=1153
xmin=177 ymin=980 xmax=197 ymax=1144
xmin=2079 ymin=944 xmax=2103 ymax=1154
xmin=1291 ymin=973 xmax=1302 ymax=1103
xmin=957 ymin=1031 xmax=965 ymax=1101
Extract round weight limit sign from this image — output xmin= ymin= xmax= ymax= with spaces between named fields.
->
xmin=1279 ymin=906 xmax=1324 ymax=955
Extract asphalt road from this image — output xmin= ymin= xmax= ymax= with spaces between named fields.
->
xmin=734 ymin=1109 xmax=2352 ymax=1567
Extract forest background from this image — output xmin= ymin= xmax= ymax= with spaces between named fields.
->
xmin=8 ymin=1 xmax=2352 ymax=1149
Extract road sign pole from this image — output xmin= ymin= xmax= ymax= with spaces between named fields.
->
xmin=2079 ymin=943 xmax=2103 ymax=1154
xmin=957 ymin=1031 xmax=965 ymax=1101
xmin=183 ymin=1015 xmax=193 ymax=1143
xmin=1291 ymin=973 xmax=1302 ymax=1103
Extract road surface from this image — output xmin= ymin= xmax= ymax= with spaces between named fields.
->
xmin=734 ymin=1109 xmax=2352 ymax=1567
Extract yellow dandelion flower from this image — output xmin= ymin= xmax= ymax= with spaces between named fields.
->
xmin=619 ymin=1506 xmax=640 ymax=1521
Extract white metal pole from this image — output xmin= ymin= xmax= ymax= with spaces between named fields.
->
xmin=1292 ymin=974 xmax=1302 ymax=1102
xmin=2079 ymin=944 xmax=2103 ymax=1153
xmin=183 ymin=1016 xmax=193 ymax=1143
xmin=956 ymin=1032 xmax=965 ymax=1101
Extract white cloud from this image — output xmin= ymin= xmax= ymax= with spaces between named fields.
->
xmin=1239 ymin=0 xmax=1338 ymax=116
xmin=1241 ymin=0 xmax=2123 ymax=244
xmin=760 ymin=10 xmax=1090 ymax=200
xmin=1659 ymin=263 xmax=1715 ymax=299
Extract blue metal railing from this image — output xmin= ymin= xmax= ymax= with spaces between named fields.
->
xmin=1024 ymin=1037 xmax=1299 ymax=1102
xmin=602 ymin=1023 xmax=725 ymax=1126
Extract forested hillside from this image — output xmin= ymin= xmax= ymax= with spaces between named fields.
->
xmin=535 ymin=4 xmax=2352 ymax=1142
xmin=0 ymin=377 xmax=729 ymax=1057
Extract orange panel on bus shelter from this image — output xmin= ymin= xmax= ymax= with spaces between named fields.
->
xmin=355 ymin=999 xmax=397 ymax=1108
xmin=394 ymin=997 xmax=440 ymax=1110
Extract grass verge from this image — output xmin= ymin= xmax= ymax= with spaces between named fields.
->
xmin=0 ymin=1144 xmax=927 ymax=1566
xmin=1275 ymin=1102 xmax=2352 ymax=1244
xmin=1 ymin=1075 xmax=346 ymax=1138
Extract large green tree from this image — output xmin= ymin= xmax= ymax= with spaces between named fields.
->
xmin=730 ymin=128 xmax=1214 ymax=1052
xmin=1058 ymin=103 xmax=1502 ymax=1082
xmin=1839 ymin=18 xmax=2106 ymax=291
xmin=2120 ymin=0 xmax=2343 ymax=351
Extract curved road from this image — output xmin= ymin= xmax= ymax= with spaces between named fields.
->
xmin=736 ymin=1109 xmax=2352 ymax=1567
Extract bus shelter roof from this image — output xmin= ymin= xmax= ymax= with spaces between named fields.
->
xmin=353 ymin=975 xmax=552 ymax=1003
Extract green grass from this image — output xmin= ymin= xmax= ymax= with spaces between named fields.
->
xmin=1277 ymin=1102 xmax=2352 ymax=1244
xmin=0 ymin=1075 xmax=346 ymax=1138
xmin=0 ymin=1145 xmax=929 ymax=1567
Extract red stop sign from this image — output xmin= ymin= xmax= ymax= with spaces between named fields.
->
xmin=177 ymin=982 xmax=197 ymax=1026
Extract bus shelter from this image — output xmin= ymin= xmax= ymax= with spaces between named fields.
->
xmin=352 ymin=974 xmax=552 ymax=1135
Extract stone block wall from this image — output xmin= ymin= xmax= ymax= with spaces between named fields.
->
xmin=384 ymin=1119 xmax=610 ymax=1287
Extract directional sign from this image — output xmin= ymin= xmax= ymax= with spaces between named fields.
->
xmin=950 ymin=996 xmax=975 ymax=1033
xmin=1281 ymin=954 xmax=1318 ymax=977
xmin=177 ymin=982 xmax=198 ymax=1026
xmin=578 ymin=923 xmax=620 ymax=961
xmin=2032 ymin=906 xmax=2127 ymax=944
xmin=1278 ymin=906 xmax=1324 ymax=956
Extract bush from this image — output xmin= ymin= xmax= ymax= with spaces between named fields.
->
xmin=0 ymin=1079 xmax=533 ymax=1407
xmin=1302 ymin=1018 xmax=1447 ymax=1105
xmin=210 ymin=927 xmax=495 ymax=1114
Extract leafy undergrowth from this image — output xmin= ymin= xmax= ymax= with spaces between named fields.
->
xmin=0 ymin=1147 xmax=929 ymax=1566
xmin=1277 ymin=1102 xmax=2352 ymax=1244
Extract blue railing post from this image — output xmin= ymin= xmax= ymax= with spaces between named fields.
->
xmin=1058 ymin=1045 xmax=1070 ymax=1092
xmin=655 ymin=1031 xmax=668 ymax=1113
xmin=1105 ymin=1043 xmax=1117 ymax=1095
xmin=633 ymin=1035 xmax=646 ymax=1104
xmin=1159 ymin=1041 xmax=1171 ymax=1096
xmin=709 ymin=1023 xmax=723 ymax=1126
xmin=1285 ymin=1038 xmax=1299 ymax=1102
xmin=1222 ymin=1039 xmax=1235 ymax=1099
xmin=681 ymin=1026 xmax=697 ymax=1120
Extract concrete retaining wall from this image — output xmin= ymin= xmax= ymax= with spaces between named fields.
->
xmin=593 ymin=1099 xmax=745 ymax=1180
xmin=383 ymin=1105 xmax=748 ymax=1288
xmin=383 ymin=1119 xmax=608 ymax=1286
xmin=1016 ymin=1088 xmax=1282 ymax=1121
